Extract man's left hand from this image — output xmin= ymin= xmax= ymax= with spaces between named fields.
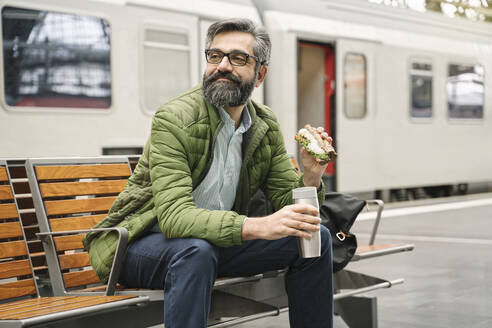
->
xmin=300 ymin=127 xmax=332 ymax=189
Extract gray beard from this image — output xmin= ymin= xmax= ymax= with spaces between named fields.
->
xmin=202 ymin=71 xmax=257 ymax=109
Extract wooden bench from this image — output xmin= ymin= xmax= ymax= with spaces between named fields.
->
xmin=24 ymin=157 xmax=288 ymax=327
xmin=0 ymin=160 xmax=150 ymax=328
xmin=25 ymin=156 xmax=414 ymax=328
xmin=2 ymin=159 xmax=51 ymax=296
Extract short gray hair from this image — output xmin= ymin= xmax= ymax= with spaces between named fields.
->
xmin=205 ymin=18 xmax=271 ymax=66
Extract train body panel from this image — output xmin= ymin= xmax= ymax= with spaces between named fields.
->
xmin=261 ymin=1 xmax=492 ymax=193
xmin=0 ymin=0 xmax=261 ymax=157
xmin=1 ymin=0 xmax=491 ymax=193
xmin=374 ymin=44 xmax=492 ymax=191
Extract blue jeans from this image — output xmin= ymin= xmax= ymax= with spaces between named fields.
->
xmin=120 ymin=225 xmax=333 ymax=328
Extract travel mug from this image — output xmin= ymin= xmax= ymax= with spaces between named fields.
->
xmin=292 ymin=186 xmax=321 ymax=258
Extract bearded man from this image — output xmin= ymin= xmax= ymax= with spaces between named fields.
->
xmin=83 ymin=18 xmax=334 ymax=328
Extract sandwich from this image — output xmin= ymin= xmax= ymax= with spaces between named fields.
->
xmin=295 ymin=124 xmax=337 ymax=164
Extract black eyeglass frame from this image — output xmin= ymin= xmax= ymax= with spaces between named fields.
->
xmin=204 ymin=49 xmax=268 ymax=66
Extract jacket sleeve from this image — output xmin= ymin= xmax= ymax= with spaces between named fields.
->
xmin=263 ymin=126 xmax=325 ymax=211
xmin=149 ymin=110 xmax=245 ymax=247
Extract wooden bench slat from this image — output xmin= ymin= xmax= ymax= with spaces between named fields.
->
xmin=54 ymin=234 xmax=85 ymax=251
xmin=0 ymin=295 xmax=129 ymax=315
xmin=0 ymin=240 xmax=28 ymax=259
xmin=30 ymin=251 xmax=46 ymax=258
xmin=40 ymin=180 xmax=127 ymax=198
xmin=0 ymin=185 xmax=13 ymax=200
xmin=79 ymin=284 xmax=130 ymax=293
xmin=0 ymin=167 xmax=7 ymax=182
xmin=63 ymin=269 xmax=101 ymax=288
xmin=35 ymin=164 xmax=131 ymax=180
xmin=356 ymin=244 xmax=405 ymax=254
xmin=0 ymin=259 xmax=32 ymax=279
xmin=0 ymin=279 xmax=37 ymax=301
xmin=0 ymin=296 xmax=78 ymax=311
xmin=0 ymin=203 xmax=18 ymax=220
xmin=59 ymin=252 xmax=90 ymax=270
xmin=45 ymin=197 xmax=117 ymax=216
xmin=0 ymin=295 xmax=136 ymax=319
xmin=50 ymin=214 xmax=106 ymax=232
xmin=0 ymin=222 xmax=23 ymax=239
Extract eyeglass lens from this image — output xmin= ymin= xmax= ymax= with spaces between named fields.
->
xmin=206 ymin=50 xmax=248 ymax=66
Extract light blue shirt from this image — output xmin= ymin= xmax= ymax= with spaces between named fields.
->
xmin=192 ymin=107 xmax=252 ymax=210
xmin=151 ymin=107 xmax=251 ymax=233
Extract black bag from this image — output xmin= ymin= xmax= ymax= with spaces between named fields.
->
xmin=248 ymin=190 xmax=365 ymax=272
xmin=320 ymin=192 xmax=366 ymax=273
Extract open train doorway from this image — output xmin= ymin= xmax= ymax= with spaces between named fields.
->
xmin=297 ymin=41 xmax=336 ymax=191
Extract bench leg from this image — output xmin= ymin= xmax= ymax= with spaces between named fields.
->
xmin=335 ymin=295 xmax=377 ymax=328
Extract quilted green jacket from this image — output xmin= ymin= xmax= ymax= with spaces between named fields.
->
xmin=83 ymin=85 xmax=324 ymax=283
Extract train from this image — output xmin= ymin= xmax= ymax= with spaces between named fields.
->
xmin=1 ymin=0 xmax=491 ymax=198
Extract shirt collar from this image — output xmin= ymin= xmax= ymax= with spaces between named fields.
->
xmin=218 ymin=106 xmax=252 ymax=134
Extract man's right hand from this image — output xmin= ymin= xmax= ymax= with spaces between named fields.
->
xmin=241 ymin=204 xmax=321 ymax=241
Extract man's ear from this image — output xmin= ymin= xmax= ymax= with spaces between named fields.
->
xmin=255 ymin=65 xmax=268 ymax=88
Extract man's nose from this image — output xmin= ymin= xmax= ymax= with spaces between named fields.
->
xmin=217 ymin=55 xmax=233 ymax=71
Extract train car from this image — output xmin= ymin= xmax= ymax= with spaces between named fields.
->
xmin=0 ymin=0 xmax=262 ymax=156
xmin=254 ymin=0 xmax=492 ymax=195
xmin=1 ymin=0 xmax=491 ymax=197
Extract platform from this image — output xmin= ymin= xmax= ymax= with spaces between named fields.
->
xmin=233 ymin=193 xmax=492 ymax=327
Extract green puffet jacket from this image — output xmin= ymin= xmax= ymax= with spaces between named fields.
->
xmin=82 ymin=85 xmax=325 ymax=283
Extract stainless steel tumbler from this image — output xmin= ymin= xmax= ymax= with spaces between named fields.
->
xmin=292 ymin=186 xmax=321 ymax=258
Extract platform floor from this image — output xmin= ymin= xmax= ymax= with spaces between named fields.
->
xmin=235 ymin=193 xmax=492 ymax=327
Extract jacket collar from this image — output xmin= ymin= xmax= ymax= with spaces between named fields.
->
xmin=242 ymin=100 xmax=268 ymax=161
xmin=200 ymin=85 xmax=268 ymax=160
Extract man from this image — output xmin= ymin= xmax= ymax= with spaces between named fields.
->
xmin=83 ymin=18 xmax=333 ymax=328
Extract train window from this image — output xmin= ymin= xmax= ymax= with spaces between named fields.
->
xmin=447 ymin=64 xmax=484 ymax=119
xmin=343 ymin=53 xmax=366 ymax=118
xmin=143 ymin=28 xmax=190 ymax=113
xmin=410 ymin=60 xmax=433 ymax=118
xmin=1 ymin=6 xmax=111 ymax=109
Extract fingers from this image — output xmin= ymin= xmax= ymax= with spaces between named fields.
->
xmin=288 ymin=203 xmax=319 ymax=217
xmin=315 ymin=127 xmax=333 ymax=144
xmin=280 ymin=204 xmax=321 ymax=235
xmin=283 ymin=217 xmax=320 ymax=233
xmin=290 ymin=211 xmax=321 ymax=226
xmin=262 ymin=204 xmax=322 ymax=240
xmin=285 ymin=227 xmax=313 ymax=239
xmin=321 ymin=133 xmax=333 ymax=144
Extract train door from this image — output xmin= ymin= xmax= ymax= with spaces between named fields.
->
xmin=336 ymin=39 xmax=377 ymax=193
xmin=297 ymin=41 xmax=336 ymax=190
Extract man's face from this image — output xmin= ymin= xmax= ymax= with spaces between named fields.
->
xmin=202 ymin=31 xmax=262 ymax=108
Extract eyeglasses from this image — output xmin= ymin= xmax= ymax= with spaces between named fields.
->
xmin=205 ymin=49 xmax=265 ymax=67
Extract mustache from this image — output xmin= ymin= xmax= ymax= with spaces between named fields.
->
xmin=206 ymin=71 xmax=242 ymax=84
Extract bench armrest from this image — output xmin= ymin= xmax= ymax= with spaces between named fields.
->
xmin=363 ymin=199 xmax=384 ymax=246
xmin=37 ymin=227 xmax=128 ymax=296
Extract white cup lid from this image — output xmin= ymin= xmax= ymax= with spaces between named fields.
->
xmin=292 ymin=186 xmax=318 ymax=200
